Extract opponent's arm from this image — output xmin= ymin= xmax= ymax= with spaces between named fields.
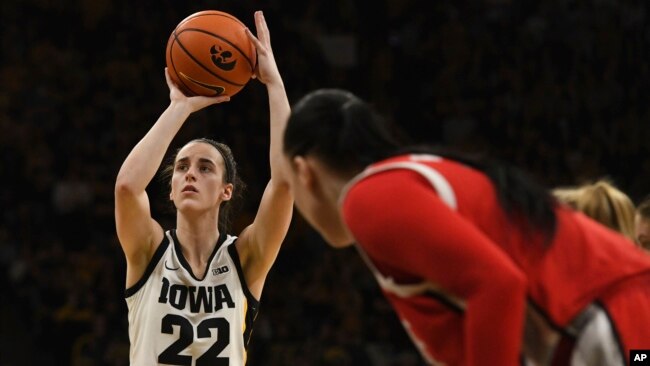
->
xmin=237 ymin=11 xmax=294 ymax=299
xmin=343 ymin=170 xmax=526 ymax=366
xmin=115 ymin=71 xmax=229 ymax=286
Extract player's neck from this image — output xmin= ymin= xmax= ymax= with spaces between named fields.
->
xmin=175 ymin=215 xmax=221 ymax=263
xmin=310 ymin=158 xmax=357 ymax=205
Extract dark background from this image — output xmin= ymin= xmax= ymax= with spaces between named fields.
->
xmin=0 ymin=0 xmax=648 ymax=365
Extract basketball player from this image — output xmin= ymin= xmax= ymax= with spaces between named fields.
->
xmin=635 ymin=196 xmax=650 ymax=251
xmin=115 ymin=11 xmax=293 ymax=365
xmin=282 ymin=88 xmax=650 ymax=365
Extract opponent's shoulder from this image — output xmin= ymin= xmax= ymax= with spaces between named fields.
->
xmin=343 ymin=154 xmax=455 ymax=202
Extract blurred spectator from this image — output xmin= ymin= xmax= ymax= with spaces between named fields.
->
xmin=553 ymin=178 xmax=637 ymax=242
xmin=635 ymin=196 xmax=650 ymax=251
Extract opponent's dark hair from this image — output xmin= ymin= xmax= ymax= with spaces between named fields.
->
xmin=284 ymin=89 xmax=403 ymax=175
xmin=284 ymin=88 xmax=557 ymax=243
xmin=161 ymin=138 xmax=246 ymax=233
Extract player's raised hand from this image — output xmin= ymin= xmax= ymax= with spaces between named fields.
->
xmin=246 ymin=11 xmax=282 ymax=86
xmin=164 ymin=67 xmax=230 ymax=112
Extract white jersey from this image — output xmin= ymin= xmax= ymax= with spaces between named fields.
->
xmin=125 ymin=230 xmax=259 ymax=366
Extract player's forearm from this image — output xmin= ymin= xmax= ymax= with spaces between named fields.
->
xmin=266 ymin=81 xmax=291 ymax=181
xmin=464 ymin=272 xmax=527 ymax=366
xmin=116 ymin=101 xmax=192 ymax=192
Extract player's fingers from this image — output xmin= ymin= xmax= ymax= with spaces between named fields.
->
xmin=164 ymin=67 xmax=173 ymax=86
xmin=254 ymin=11 xmax=270 ymax=46
xmin=211 ymin=95 xmax=230 ymax=104
xmin=245 ymin=28 xmax=264 ymax=51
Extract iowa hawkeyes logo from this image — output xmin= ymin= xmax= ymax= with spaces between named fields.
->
xmin=210 ymin=45 xmax=237 ymax=71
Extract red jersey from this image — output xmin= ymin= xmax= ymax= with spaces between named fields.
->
xmin=340 ymin=154 xmax=650 ymax=365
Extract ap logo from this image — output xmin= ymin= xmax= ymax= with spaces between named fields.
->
xmin=632 ymin=350 xmax=650 ymax=365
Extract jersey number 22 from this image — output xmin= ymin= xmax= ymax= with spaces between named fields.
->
xmin=158 ymin=314 xmax=230 ymax=365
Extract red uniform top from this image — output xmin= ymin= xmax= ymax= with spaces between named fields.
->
xmin=340 ymin=154 xmax=650 ymax=366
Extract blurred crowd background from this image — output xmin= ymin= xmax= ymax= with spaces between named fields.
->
xmin=0 ymin=0 xmax=648 ymax=365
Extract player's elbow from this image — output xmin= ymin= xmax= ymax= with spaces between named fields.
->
xmin=268 ymin=177 xmax=291 ymax=196
xmin=490 ymin=265 xmax=527 ymax=297
xmin=115 ymin=176 xmax=140 ymax=199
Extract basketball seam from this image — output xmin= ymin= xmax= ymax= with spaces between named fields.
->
xmin=172 ymin=30 xmax=253 ymax=89
xmin=172 ymin=32 xmax=243 ymax=90
xmin=167 ymin=10 xmax=256 ymax=96
xmin=176 ymin=11 xmax=246 ymax=30
xmin=168 ymin=35 xmax=199 ymax=96
xmin=172 ymin=40 xmax=243 ymax=88
xmin=177 ymin=27 xmax=255 ymax=72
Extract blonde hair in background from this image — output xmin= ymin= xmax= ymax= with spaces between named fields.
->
xmin=553 ymin=179 xmax=637 ymax=242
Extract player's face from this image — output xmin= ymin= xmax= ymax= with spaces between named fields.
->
xmin=170 ymin=142 xmax=232 ymax=213
xmin=635 ymin=214 xmax=650 ymax=251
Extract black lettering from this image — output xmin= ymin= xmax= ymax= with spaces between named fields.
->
xmin=170 ymin=284 xmax=188 ymax=310
xmin=158 ymin=277 xmax=170 ymax=303
xmin=189 ymin=286 xmax=214 ymax=313
xmin=213 ymin=284 xmax=235 ymax=311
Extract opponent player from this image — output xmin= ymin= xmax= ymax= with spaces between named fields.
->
xmin=282 ymin=88 xmax=650 ymax=365
xmin=115 ymin=11 xmax=293 ymax=365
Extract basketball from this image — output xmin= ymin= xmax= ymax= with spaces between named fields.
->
xmin=166 ymin=10 xmax=257 ymax=97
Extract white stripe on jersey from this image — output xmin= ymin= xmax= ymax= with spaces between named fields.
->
xmin=340 ymin=156 xmax=465 ymax=366
xmin=340 ymin=155 xmax=466 ymax=301
xmin=340 ymin=154 xmax=457 ymax=210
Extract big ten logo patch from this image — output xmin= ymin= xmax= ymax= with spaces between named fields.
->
xmin=632 ymin=350 xmax=650 ymax=365
xmin=212 ymin=265 xmax=229 ymax=276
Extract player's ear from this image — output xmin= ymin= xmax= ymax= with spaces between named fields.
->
xmin=293 ymin=156 xmax=314 ymax=188
xmin=221 ymin=183 xmax=233 ymax=201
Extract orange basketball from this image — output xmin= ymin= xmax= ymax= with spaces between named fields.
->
xmin=166 ymin=10 xmax=257 ymax=97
